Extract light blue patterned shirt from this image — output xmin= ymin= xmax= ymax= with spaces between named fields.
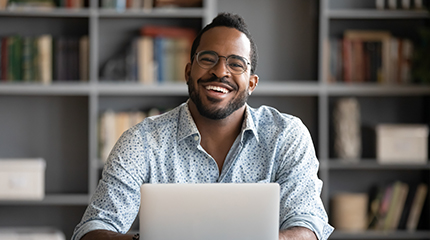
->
xmin=72 ymin=101 xmax=334 ymax=240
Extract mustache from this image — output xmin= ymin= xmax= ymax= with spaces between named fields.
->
xmin=197 ymin=75 xmax=238 ymax=91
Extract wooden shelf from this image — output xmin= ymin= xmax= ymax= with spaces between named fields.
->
xmin=331 ymin=230 xmax=430 ymax=239
xmin=0 ymin=194 xmax=90 ymax=206
xmin=327 ymin=160 xmax=430 ymax=170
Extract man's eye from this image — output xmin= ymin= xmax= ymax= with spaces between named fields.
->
xmin=200 ymin=57 xmax=216 ymax=63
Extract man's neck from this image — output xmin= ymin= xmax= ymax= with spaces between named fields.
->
xmin=187 ymin=100 xmax=246 ymax=172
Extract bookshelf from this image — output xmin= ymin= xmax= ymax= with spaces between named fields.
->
xmin=0 ymin=0 xmax=429 ymax=239
xmin=318 ymin=0 xmax=430 ymax=239
xmin=0 ymin=0 xmax=216 ymax=238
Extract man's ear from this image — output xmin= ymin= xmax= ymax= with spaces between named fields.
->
xmin=248 ymin=74 xmax=259 ymax=94
xmin=185 ymin=62 xmax=192 ymax=83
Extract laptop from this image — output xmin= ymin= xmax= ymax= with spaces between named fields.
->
xmin=139 ymin=183 xmax=280 ymax=240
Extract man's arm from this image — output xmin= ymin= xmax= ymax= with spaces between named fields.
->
xmin=81 ymin=230 xmax=135 ymax=240
xmin=279 ymin=227 xmax=318 ymax=240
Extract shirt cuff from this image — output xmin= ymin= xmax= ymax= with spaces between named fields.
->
xmin=280 ymin=214 xmax=334 ymax=240
xmin=71 ymin=220 xmax=118 ymax=240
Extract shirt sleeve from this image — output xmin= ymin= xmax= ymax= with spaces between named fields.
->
xmin=71 ymin=125 xmax=148 ymax=240
xmin=276 ymin=118 xmax=334 ymax=240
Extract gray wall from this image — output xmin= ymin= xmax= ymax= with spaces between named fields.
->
xmin=217 ymin=0 xmax=319 ymax=81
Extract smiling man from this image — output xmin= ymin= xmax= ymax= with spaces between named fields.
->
xmin=72 ymin=13 xmax=333 ymax=240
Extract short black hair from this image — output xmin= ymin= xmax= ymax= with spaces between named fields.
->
xmin=190 ymin=12 xmax=258 ymax=75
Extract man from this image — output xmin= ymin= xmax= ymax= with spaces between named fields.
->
xmin=72 ymin=13 xmax=334 ymax=240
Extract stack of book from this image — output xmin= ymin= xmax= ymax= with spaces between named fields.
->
xmin=327 ymin=30 xmax=414 ymax=84
xmin=98 ymin=108 xmax=166 ymax=162
xmin=0 ymin=35 xmax=89 ymax=84
xmin=101 ymin=25 xmax=195 ymax=84
xmin=368 ymin=181 xmax=428 ymax=231
xmin=99 ymin=0 xmax=202 ymax=12
xmin=1 ymin=0 xmax=87 ymax=9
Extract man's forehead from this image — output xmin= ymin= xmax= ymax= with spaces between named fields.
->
xmin=197 ymin=26 xmax=251 ymax=56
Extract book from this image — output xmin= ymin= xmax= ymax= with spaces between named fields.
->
xmin=142 ymin=0 xmax=153 ymax=11
xmin=22 ymin=37 xmax=36 ymax=82
xmin=54 ymin=37 xmax=67 ymax=81
xmin=342 ymin=38 xmax=352 ymax=82
xmin=375 ymin=183 xmax=394 ymax=230
xmin=399 ymin=38 xmax=413 ymax=84
xmin=79 ymin=36 xmax=89 ymax=81
xmin=154 ymin=0 xmax=202 ymax=8
xmin=7 ymin=0 xmax=56 ymax=9
xmin=37 ymin=34 xmax=53 ymax=84
xmin=99 ymin=110 xmax=148 ymax=162
xmin=0 ymin=0 xmax=7 ymax=9
xmin=8 ymin=35 xmax=23 ymax=82
xmin=1 ymin=37 xmax=8 ymax=81
xmin=406 ymin=183 xmax=428 ymax=231
xmin=344 ymin=30 xmax=392 ymax=84
xmin=140 ymin=25 xmax=196 ymax=47
xmin=383 ymin=181 xmax=409 ymax=230
xmin=137 ymin=36 xmax=155 ymax=84
xmin=174 ymin=36 xmax=189 ymax=82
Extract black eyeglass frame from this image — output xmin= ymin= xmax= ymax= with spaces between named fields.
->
xmin=193 ymin=50 xmax=251 ymax=75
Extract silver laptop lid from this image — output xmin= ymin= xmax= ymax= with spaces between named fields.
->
xmin=139 ymin=183 xmax=280 ymax=240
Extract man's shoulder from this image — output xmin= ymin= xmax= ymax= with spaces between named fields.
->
xmin=248 ymin=105 xmax=303 ymax=129
xmin=130 ymin=104 xmax=183 ymax=135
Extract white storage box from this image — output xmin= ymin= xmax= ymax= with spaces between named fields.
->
xmin=0 ymin=227 xmax=65 ymax=240
xmin=376 ymin=124 xmax=429 ymax=164
xmin=0 ymin=158 xmax=46 ymax=200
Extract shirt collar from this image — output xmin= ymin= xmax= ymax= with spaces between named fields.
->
xmin=176 ymin=100 xmax=259 ymax=143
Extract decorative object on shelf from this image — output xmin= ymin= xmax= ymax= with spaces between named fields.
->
xmin=376 ymin=124 xmax=429 ymax=164
xmin=401 ymin=0 xmax=411 ymax=9
xmin=0 ymin=158 xmax=46 ymax=200
xmin=331 ymin=193 xmax=368 ymax=231
xmin=414 ymin=0 xmax=423 ymax=9
xmin=388 ymin=0 xmax=397 ymax=9
xmin=333 ymin=97 xmax=361 ymax=161
xmin=375 ymin=0 xmax=385 ymax=10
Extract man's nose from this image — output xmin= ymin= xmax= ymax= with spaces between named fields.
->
xmin=209 ymin=57 xmax=231 ymax=77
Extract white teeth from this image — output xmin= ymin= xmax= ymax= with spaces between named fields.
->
xmin=206 ymin=85 xmax=229 ymax=94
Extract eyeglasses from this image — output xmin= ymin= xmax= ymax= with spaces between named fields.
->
xmin=194 ymin=50 xmax=250 ymax=75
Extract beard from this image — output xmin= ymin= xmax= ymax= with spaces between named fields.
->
xmin=187 ymin=75 xmax=249 ymax=120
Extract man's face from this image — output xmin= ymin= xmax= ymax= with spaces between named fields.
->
xmin=185 ymin=26 xmax=258 ymax=120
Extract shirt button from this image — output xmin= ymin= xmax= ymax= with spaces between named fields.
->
xmin=194 ymin=136 xmax=199 ymax=141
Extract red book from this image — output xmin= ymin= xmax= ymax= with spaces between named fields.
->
xmin=1 ymin=37 xmax=8 ymax=81
xmin=140 ymin=25 xmax=196 ymax=46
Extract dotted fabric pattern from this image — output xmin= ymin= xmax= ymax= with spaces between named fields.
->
xmin=72 ymin=101 xmax=334 ymax=240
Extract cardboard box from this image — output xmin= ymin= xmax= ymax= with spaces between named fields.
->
xmin=0 ymin=227 xmax=65 ymax=240
xmin=376 ymin=124 xmax=429 ymax=164
xmin=0 ymin=158 xmax=46 ymax=200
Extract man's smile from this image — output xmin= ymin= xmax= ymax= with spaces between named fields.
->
xmin=205 ymin=85 xmax=229 ymax=94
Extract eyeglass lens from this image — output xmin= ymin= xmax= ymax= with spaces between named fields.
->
xmin=196 ymin=51 xmax=247 ymax=74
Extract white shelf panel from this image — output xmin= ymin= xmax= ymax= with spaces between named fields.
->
xmin=328 ymin=159 xmax=430 ymax=170
xmin=0 ymin=194 xmax=90 ymax=205
xmin=97 ymin=82 xmax=188 ymax=96
xmin=331 ymin=230 xmax=430 ymax=239
xmin=0 ymin=82 xmax=92 ymax=95
xmin=325 ymin=83 xmax=430 ymax=96
xmin=327 ymin=9 xmax=430 ymax=19
xmin=2 ymin=82 xmax=430 ymax=96
xmin=253 ymin=81 xmax=320 ymax=96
